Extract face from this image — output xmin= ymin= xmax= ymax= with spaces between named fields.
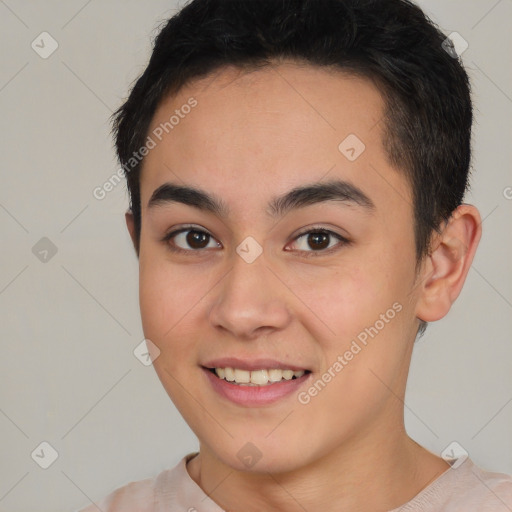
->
xmin=135 ymin=62 xmax=424 ymax=473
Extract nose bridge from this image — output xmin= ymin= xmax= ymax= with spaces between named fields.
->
xmin=208 ymin=247 xmax=291 ymax=338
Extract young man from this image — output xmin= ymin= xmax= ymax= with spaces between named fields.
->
xmin=80 ymin=0 xmax=512 ymax=510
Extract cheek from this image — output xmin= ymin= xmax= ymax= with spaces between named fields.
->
xmin=138 ymin=256 xmax=197 ymax=344
xmin=138 ymin=253 xmax=224 ymax=364
xmin=139 ymin=265 xmax=172 ymax=336
xmin=292 ymin=262 xmax=391 ymax=338
xmin=299 ymin=254 xmax=413 ymax=362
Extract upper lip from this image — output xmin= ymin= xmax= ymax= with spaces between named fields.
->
xmin=202 ymin=357 xmax=309 ymax=372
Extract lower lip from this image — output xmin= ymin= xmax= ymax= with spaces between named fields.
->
xmin=202 ymin=367 xmax=311 ymax=406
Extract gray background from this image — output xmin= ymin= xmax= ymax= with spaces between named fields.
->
xmin=0 ymin=1 xmax=511 ymax=511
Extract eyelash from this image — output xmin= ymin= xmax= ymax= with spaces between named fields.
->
xmin=161 ymin=224 xmax=350 ymax=258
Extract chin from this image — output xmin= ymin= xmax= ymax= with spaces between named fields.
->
xmin=202 ymin=432 xmax=318 ymax=475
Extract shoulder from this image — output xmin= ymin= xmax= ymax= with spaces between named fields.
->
xmin=420 ymin=458 xmax=512 ymax=511
xmin=391 ymin=458 xmax=512 ymax=512
xmin=76 ymin=474 xmax=157 ymax=512
xmin=456 ymin=459 xmax=512 ymax=509
xmin=75 ymin=455 xmax=194 ymax=512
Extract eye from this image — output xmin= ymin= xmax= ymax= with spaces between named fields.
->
xmin=287 ymin=227 xmax=349 ymax=257
xmin=162 ymin=226 xmax=221 ymax=254
xmin=161 ymin=225 xmax=349 ymax=257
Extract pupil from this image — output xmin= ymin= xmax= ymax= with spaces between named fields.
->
xmin=309 ymin=232 xmax=329 ymax=250
xmin=187 ymin=230 xmax=208 ymax=249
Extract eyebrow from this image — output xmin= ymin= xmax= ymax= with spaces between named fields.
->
xmin=147 ymin=179 xmax=375 ymax=218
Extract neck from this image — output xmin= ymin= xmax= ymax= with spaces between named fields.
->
xmin=187 ymin=418 xmax=449 ymax=512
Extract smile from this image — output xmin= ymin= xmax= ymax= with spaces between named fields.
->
xmin=203 ymin=366 xmax=312 ymax=406
xmin=210 ymin=367 xmax=308 ymax=386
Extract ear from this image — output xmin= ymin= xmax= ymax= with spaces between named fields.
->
xmin=415 ymin=204 xmax=482 ymax=322
xmin=125 ymin=210 xmax=140 ymax=257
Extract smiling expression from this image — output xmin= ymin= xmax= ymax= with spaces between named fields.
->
xmin=133 ymin=61 xmax=425 ymax=473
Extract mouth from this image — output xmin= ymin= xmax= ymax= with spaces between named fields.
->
xmin=205 ymin=367 xmax=311 ymax=386
xmin=202 ymin=364 xmax=312 ymax=406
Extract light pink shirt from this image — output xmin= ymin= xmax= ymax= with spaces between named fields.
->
xmin=77 ymin=453 xmax=512 ymax=511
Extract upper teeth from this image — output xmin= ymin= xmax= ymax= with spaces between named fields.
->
xmin=214 ymin=368 xmax=305 ymax=385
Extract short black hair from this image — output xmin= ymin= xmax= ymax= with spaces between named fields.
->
xmin=113 ymin=0 xmax=472 ymax=263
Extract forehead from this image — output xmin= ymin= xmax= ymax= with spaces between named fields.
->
xmin=140 ymin=62 xmax=411 ymax=220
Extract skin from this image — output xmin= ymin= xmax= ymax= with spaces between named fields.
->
xmin=125 ymin=61 xmax=481 ymax=511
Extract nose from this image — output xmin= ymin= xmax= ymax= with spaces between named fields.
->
xmin=208 ymin=251 xmax=292 ymax=340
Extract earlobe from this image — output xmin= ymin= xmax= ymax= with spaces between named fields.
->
xmin=415 ymin=204 xmax=482 ymax=323
xmin=125 ymin=210 xmax=140 ymax=257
